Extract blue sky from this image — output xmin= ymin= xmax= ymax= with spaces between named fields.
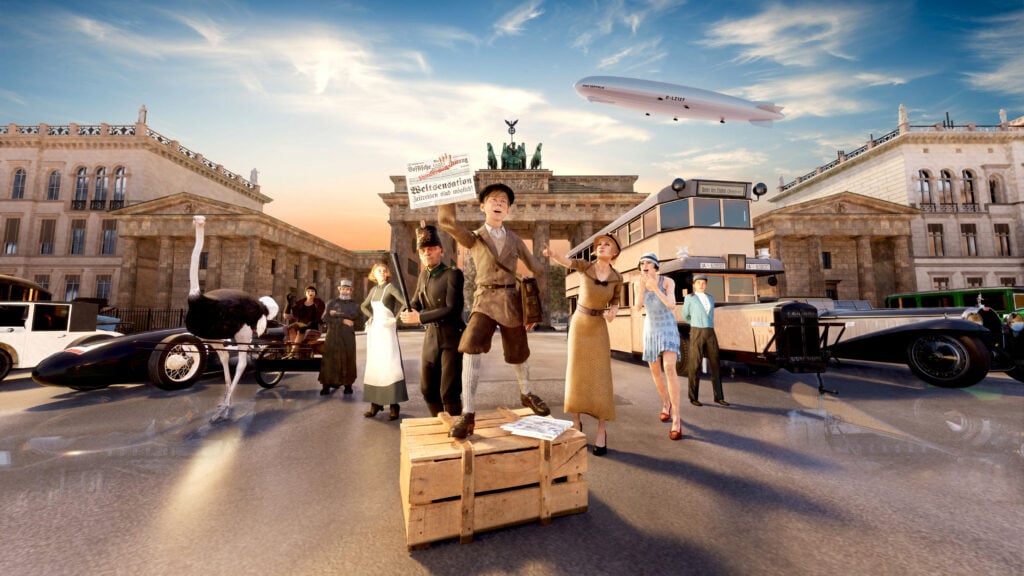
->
xmin=2 ymin=0 xmax=1021 ymax=249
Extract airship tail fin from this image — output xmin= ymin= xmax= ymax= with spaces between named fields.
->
xmin=749 ymin=119 xmax=775 ymax=128
xmin=756 ymin=103 xmax=785 ymax=114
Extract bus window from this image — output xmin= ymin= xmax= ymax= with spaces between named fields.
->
xmin=706 ymin=275 xmax=725 ymax=301
xmin=921 ymin=295 xmax=953 ymax=307
xmin=1015 ymin=293 xmax=1024 ymax=310
xmin=693 ymin=198 xmax=721 ymax=227
xmin=979 ymin=292 xmax=1007 ymax=310
xmin=723 ymin=199 xmax=750 ymax=228
xmin=660 ymin=199 xmax=690 ymax=231
xmin=728 ymin=276 xmax=756 ymax=303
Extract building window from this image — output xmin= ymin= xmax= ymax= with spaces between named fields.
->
xmin=966 ymin=277 xmax=984 ymax=288
xmin=91 ymin=167 xmax=107 ymax=209
xmin=271 ymin=259 xmax=277 ymax=274
xmin=11 ymin=168 xmax=26 ymax=199
xmin=917 ymin=170 xmax=933 ymax=204
xmin=47 ymin=170 xmax=61 ymax=201
xmin=989 ymin=177 xmax=1003 ymax=204
xmin=39 ymin=219 xmax=56 ymax=255
xmin=34 ymin=274 xmax=50 ymax=290
xmin=293 ymin=264 xmax=300 ymax=279
xmin=996 ymin=223 xmax=1012 ymax=256
xmin=73 ymin=167 xmax=89 ymax=210
xmin=825 ymin=281 xmax=838 ymax=300
xmin=939 ymin=169 xmax=954 ymax=205
xmin=199 ymin=251 xmax=209 ymax=270
xmin=65 ymin=274 xmax=81 ymax=301
xmin=312 ymin=269 xmax=320 ymax=282
xmin=933 ymin=277 xmax=949 ymax=290
xmin=927 ymin=224 xmax=944 ymax=256
xmin=69 ymin=219 xmax=87 ymax=255
xmin=111 ymin=167 xmax=127 ymax=209
xmin=100 ymin=220 xmax=117 ymax=255
xmin=1000 ymin=277 xmax=1016 ymax=287
xmin=3 ymin=218 xmax=20 ymax=254
xmin=821 ymin=251 xmax=832 ymax=270
xmin=960 ymin=224 xmax=978 ymax=256
xmin=961 ymin=170 xmax=976 ymax=205
xmin=95 ymin=274 xmax=112 ymax=301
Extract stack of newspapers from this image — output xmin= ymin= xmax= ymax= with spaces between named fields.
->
xmin=500 ymin=415 xmax=574 ymax=441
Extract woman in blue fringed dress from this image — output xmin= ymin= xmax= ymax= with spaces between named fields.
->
xmin=634 ymin=252 xmax=684 ymax=441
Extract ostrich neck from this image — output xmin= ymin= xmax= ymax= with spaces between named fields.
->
xmin=190 ymin=225 xmax=204 ymax=297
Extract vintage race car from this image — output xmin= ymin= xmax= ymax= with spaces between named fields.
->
xmin=0 ymin=301 xmax=118 ymax=382
xmin=31 ymin=322 xmax=285 ymax=391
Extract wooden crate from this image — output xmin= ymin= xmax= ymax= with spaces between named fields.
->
xmin=400 ymin=407 xmax=588 ymax=549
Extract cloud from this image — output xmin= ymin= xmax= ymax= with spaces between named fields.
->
xmin=964 ymin=10 xmax=1024 ymax=97
xmin=493 ymin=0 xmax=545 ymax=37
xmin=597 ymin=38 xmax=667 ymax=70
xmin=736 ymin=72 xmax=909 ymax=119
xmin=701 ymin=4 xmax=867 ymax=67
xmin=570 ymin=0 xmax=685 ymax=53
xmin=654 ymin=147 xmax=770 ymax=179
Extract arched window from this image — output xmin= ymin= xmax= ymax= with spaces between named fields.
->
xmin=11 ymin=168 xmax=26 ymax=199
xmin=989 ymin=176 xmax=1003 ymax=204
xmin=917 ymin=170 xmax=932 ymax=205
xmin=939 ymin=170 xmax=953 ymax=204
xmin=112 ymin=166 xmax=127 ymax=209
xmin=92 ymin=167 xmax=108 ymax=208
xmin=961 ymin=170 xmax=976 ymax=205
xmin=73 ymin=167 xmax=89 ymax=210
xmin=46 ymin=170 xmax=61 ymax=201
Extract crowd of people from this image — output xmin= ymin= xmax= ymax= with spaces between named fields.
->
xmin=277 ymin=183 xmax=729 ymax=455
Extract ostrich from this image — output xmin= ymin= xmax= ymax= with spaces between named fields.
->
xmin=186 ymin=215 xmax=279 ymax=421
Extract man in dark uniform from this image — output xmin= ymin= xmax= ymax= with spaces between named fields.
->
xmin=400 ymin=224 xmax=466 ymax=417
xmin=319 ymin=279 xmax=361 ymax=395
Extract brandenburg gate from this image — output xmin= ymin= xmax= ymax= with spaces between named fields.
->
xmin=380 ymin=153 xmax=645 ymax=325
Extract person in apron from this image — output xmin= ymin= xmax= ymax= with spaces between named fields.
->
xmin=360 ymin=262 xmax=408 ymax=420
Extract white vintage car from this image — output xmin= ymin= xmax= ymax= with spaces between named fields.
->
xmin=0 ymin=301 xmax=119 ymax=381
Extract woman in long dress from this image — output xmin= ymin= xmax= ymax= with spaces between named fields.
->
xmin=634 ymin=252 xmax=683 ymax=440
xmin=543 ymin=234 xmax=621 ymax=456
xmin=360 ymin=263 xmax=408 ymax=420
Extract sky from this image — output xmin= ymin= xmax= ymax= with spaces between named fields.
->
xmin=1 ymin=0 xmax=1022 ymax=250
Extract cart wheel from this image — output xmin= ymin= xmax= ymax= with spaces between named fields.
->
xmin=148 ymin=333 xmax=207 ymax=391
xmin=255 ymin=345 xmax=286 ymax=388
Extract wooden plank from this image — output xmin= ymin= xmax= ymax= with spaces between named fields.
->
xmin=458 ymin=440 xmax=474 ymax=544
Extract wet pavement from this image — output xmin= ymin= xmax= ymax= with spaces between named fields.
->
xmin=1 ymin=331 xmax=1022 ymax=576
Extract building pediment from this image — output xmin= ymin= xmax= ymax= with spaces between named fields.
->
xmin=112 ymin=192 xmax=259 ymax=218
xmin=764 ymin=192 xmax=918 ymax=217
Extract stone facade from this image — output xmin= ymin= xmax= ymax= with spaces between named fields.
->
xmin=0 ymin=111 xmax=383 ymax=309
xmin=380 ymin=170 xmax=645 ymax=325
xmin=756 ymin=107 xmax=1024 ymax=305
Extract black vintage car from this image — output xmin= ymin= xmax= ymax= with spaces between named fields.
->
xmin=32 ymin=322 xmax=286 ymax=391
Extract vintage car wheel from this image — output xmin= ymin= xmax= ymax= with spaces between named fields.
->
xmin=148 ymin=334 xmax=207 ymax=391
xmin=0 ymin=349 xmax=12 ymax=382
xmin=906 ymin=334 xmax=990 ymax=388
xmin=255 ymin=345 xmax=286 ymax=388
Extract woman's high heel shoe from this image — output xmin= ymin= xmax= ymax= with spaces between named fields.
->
xmin=364 ymin=403 xmax=382 ymax=418
xmin=669 ymin=421 xmax=683 ymax=441
xmin=592 ymin=432 xmax=608 ymax=456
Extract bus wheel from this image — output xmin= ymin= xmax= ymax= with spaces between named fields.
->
xmin=906 ymin=334 xmax=989 ymax=388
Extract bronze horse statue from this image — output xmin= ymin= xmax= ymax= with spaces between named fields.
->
xmin=530 ymin=143 xmax=543 ymax=169
xmin=486 ymin=143 xmax=497 ymax=169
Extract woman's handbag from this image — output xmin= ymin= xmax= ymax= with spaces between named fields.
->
xmin=474 ymin=231 xmax=544 ymax=325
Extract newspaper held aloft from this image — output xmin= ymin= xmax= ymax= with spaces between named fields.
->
xmin=500 ymin=415 xmax=575 ymax=441
xmin=405 ymin=153 xmax=476 ymax=209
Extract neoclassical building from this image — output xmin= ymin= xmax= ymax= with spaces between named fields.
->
xmin=755 ymin=106 xmax=1024 ymax=305
xmin=380 ymin=168 xmax=646 ymax=324
xmin=0 ymin=108 xmax=382 ymax=309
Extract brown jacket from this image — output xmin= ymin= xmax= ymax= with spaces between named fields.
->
xmin=438 ymin=202 xmax=539 ymax=327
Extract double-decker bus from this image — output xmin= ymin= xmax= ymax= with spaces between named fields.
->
xmin=0 ymin=274 xmax=52 ymax=301
xmin=563 ymin=178 xmax=1012 ymax=389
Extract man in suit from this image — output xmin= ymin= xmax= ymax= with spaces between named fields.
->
xmin=400 ymin=224 xmax=465 ymax=417
xmin=682 ymin=274 xmax=729 ymax=407
xmin=438 ymin=183 xmax=550 ymax=439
